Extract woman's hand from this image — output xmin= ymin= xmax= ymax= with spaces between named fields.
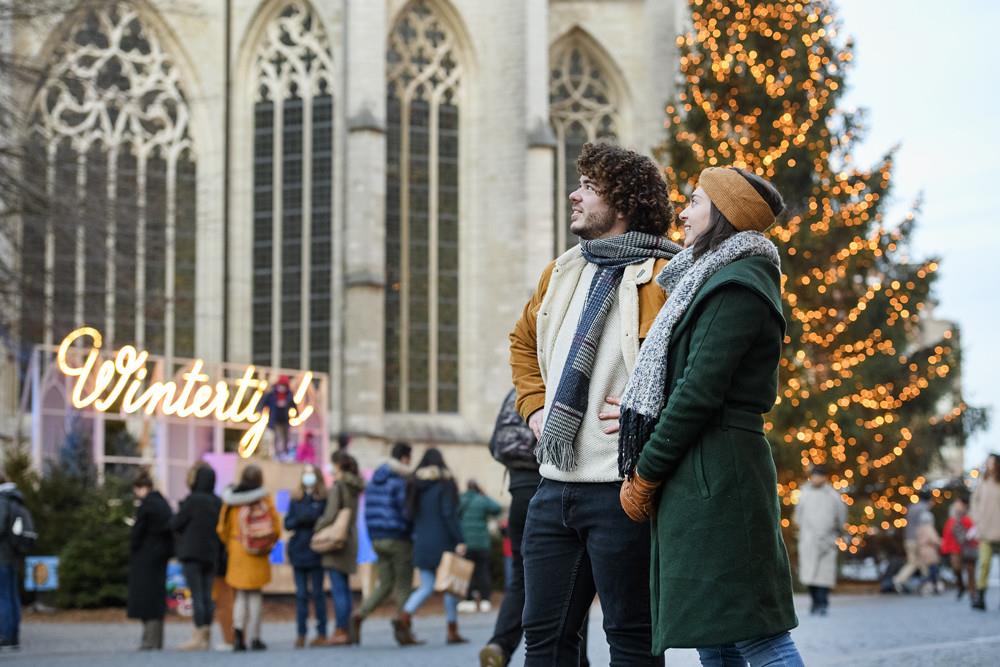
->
xmin=620 ymin=472 xmax=661 ymax=523
xmin=599 ymin=395 xmax=622 ymax=434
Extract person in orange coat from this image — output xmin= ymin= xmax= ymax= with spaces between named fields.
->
xmin=216 ymin=464 xmax=280 ymax=652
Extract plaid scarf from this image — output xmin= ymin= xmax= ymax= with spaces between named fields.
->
xmin=617 ymin=231 xmax=781 ymax=477
xmin=536 ymin=232 xmax=681 ymax=471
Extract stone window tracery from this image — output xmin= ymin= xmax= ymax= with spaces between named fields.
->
xmin=25 ymin=1 xmax=196 ymax=357
xmin=549 ymin=39 xmax=621 ymax=254
xmin=384 ymin=0 xmax=462 ymax=414
xmin=251 ymin=1 xmax=335 ymax=374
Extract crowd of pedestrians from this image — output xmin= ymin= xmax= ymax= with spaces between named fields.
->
xmin=111 ymin=443 xmax=484 ymax=653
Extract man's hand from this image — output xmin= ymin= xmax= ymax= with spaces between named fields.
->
xmin=528 ymin=410 xmax=544 ymax=440
xmin=620 ymin=472 xmax=662 ymax=523
xmin=599 ymin=395 xmax=621 ymax=434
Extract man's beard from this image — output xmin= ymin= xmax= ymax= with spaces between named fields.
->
xmin=572 ymin=208 xmax=617 ymax=240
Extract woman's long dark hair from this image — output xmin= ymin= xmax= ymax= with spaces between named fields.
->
xmin=987 ymin=453 xmax=1000 ymax=483
xmin=406 ymin=447 xmax=458 ymax=518
xmin=234 ymin=464 xmax=263 ymax=492
xmin=691 ymin=168 xmax=785 ymax=259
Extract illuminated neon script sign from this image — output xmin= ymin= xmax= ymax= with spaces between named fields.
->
xmin=56 ymin=327 xmax=315 ymax=458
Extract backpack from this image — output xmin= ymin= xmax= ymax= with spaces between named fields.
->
xmin=5 ymin=498 xmax=37 ymax=557
xmin=237 ymin=501 xmax=277 ymax=556
xmin=488 ymin=390 xmax=539 ymax=470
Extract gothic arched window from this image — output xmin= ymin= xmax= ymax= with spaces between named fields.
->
xmin=384 ymin=1 xmax=462 ymax=414
xmin=549 ymin=38 xmax=622 ymax=254
xmin=25 ymin=1 xmax=196 ymax=357
xmin=251 ymin=1 xmax=335 ymax=374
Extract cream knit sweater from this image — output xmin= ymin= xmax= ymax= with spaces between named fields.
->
xmin=540 ymin=263 xmax=628 ymax=483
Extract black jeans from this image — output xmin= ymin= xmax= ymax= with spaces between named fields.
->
xmin=467 ymin=548 xmax=493 ymax=601
xmin=808 ymin=585 xmax=830 ymax=612
xmin=489 ymin=483 xmax=533 ymax=656
xmin=522 ymin=479 xmax=661 ymax=666
xmin=182 ymin=560 xmax=215 ymax=628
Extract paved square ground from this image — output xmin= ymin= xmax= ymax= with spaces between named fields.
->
xmin=5 ymin=589 xmax=1000 ymax=665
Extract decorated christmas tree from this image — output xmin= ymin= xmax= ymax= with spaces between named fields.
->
xmin=657 ymin=0 xmax=978 ymax=549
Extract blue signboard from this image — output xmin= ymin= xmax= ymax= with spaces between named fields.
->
xmin=274 ymin=489 xmax=291 ymax=514
xmin=269 ymin=539 xmax=285 ymax=565
xmin=25 ymin=556 xmax=59 ymax=591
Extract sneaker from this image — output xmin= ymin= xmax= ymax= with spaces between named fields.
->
xmin=457 ymin=600 xmax=478 ymax=614
xmin=478 ymin=600 xmax=493 ymax=613
xmin=214 ymin=643 xmax=233 ymax=652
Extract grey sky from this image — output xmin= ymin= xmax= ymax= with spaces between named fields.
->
xmin=837 ymin=1 xmax=999 ymax=468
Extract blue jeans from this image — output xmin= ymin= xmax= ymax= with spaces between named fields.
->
xmin=0 ymin=564 xmax=20 ymax=644
xmin=293 ymin=566 xmax=327 ymax=637
xmin=328 ymin=569 xmax=352 ymax=631
xmin=697 ymin=632 xmax=804 ymax=667
xmin=522 ymin=479 xmax=661 ymax=667
xmin=404 ymin=568 xmax=458 ymax=623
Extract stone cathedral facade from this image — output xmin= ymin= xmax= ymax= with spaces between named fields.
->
xmin=3 ymin=0 xmax=684 ymax=489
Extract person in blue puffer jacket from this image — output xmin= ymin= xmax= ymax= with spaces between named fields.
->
xmin=348 ymin=442 xmax=414 ymax=645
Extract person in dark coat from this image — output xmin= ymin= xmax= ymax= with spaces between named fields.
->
xmin=619 ymin=167 xmax=801 ymax=664
xmin=351 ymin=442 xmax=413 ymax=645
xmin=127 ymin=470 xmax=174 ymax=650
xmin=261 ymin=375 xmax=297 ymax=459
xmin=400 ymin=448 xmax=467 ymax=646
xmin=479 ymin=390 xmax=592 ymax=667
xmin=169 ymin=462 xmax=222 ymax=650
xmin=0 ymin=474 xmax=29 ymax=650
xmin=458 ymin=480 xmax=501 ymax=610
xmin=284 ymin=463 xmax=328 ymax=647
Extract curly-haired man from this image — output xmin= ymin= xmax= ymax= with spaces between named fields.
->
xmin=505 ymin=142 xmax=680 ymax=666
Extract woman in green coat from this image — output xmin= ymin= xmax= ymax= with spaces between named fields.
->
xmin=314 ymin=451 xmax=365 ymax=645
xmin=618 ymin=167 xmax=802 ymax=666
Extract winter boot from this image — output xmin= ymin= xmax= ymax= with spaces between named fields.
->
xmin=250 ymin=638 xmax=267 ymax=651
xmin=328 ymin=628 xmax=351 ymax=646
xmin=179 ymin=626 xmax=210 ymax=651
xmin=973 ymin=588 xmax=987 ymax=610
xmin=349 ymin=611 xmax=363 ymax=645
xmin=233 ymin=628 xmax=247 ymax=652
xmin=446 ymin=621 xmax=468 ymax=645
xmin=392 ymin=612 xmax=424 ymax=646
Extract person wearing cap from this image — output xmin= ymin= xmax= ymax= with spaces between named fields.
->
xmin=261 ymin=375 xmax=297 ymax=460
xmin=794 ymin=464 xmax=847 ymax=615
xmin=618 ymin=167 xmax=802 ymax=664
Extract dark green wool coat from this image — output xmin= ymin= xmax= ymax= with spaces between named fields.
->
xmin=459 ymin=491 xmax=502 ymax=551
xmin=635 ymin=256 xmax=798 ymax=652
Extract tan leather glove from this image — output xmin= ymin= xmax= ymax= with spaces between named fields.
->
xmin=620 ymin=472 xmax=661 ymax=523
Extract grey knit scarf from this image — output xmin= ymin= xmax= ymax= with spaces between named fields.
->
xmin=536 ymin=231 xmax=681 ymax=471
xmin=617 ymin=231 xmax=781 ymax=477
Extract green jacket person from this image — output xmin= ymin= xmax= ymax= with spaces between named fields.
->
xmin=618 ymin=167 xmax=802 ymax=664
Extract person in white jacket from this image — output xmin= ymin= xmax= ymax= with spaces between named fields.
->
xmin=971 ymin=453 xmax=1000 ymax=609
xmin=794 ymin=465 xmax=847 ymax=615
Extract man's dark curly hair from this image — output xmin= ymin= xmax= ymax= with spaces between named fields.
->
xmin=576 ymin=142 xmax=674 ymax=235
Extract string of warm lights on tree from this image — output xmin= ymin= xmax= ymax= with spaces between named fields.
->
xmin=657 ymin=0 xmax=972 ymax=551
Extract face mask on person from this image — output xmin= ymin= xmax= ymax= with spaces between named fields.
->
xmin=302 ymin=473 xmax=317 ymax=488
